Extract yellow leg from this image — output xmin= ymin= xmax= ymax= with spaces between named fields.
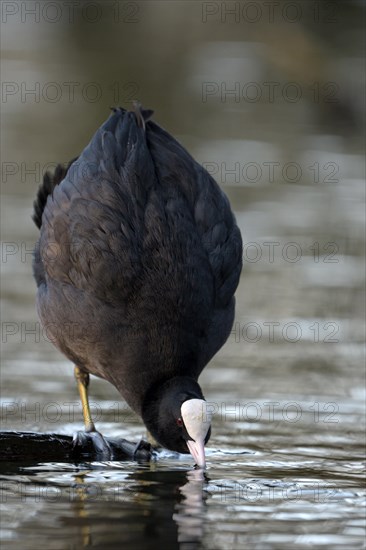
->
xmin=146 ymin=430 xmax=160 ymax=448
xmin=74 ymin=366 xmax=95 ymax=433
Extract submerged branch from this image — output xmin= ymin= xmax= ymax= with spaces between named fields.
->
xmin=0 ymin=431 xmax=153 ymax=463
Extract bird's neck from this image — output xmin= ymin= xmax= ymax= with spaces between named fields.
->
xmin=141 ymin=376 xmax=204 ymax=427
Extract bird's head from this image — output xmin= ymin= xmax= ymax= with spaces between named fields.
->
xmin=142 ymin=377 xmax=212 ymax=468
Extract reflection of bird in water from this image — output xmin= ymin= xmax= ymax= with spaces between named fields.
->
xmin=173 ymin=468 xmax=207 ymax=545
xmin=32 ymin=104 xmax=242 ymax=467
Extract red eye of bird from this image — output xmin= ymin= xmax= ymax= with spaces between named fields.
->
xmin=176 ymin=418 xmax=183 ymax=427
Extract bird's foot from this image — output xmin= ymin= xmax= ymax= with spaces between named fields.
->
xmin=72 ymin=430 xmax=113 ymax=460
xmin=132 ymin=438 xmax=153 ymax=459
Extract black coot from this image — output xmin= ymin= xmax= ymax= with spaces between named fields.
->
xmin=32 ymin=104 xmax=242 ymax=467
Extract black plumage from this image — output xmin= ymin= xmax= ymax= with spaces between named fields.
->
xmin=32 ymin=106 xmax=242 ymax=460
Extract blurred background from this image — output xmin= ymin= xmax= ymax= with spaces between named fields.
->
xmin=1 ymin=1 xmax=365 ymax=549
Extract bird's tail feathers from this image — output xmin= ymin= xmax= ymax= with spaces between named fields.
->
xmin=32 ymin=158 xmax=77 ymax=229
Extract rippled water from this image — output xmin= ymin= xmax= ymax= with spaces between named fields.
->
xmin=1 ymin=390 xmax=365 ymax=550
xmin=1 ymin=2 xmax=365 ymax=549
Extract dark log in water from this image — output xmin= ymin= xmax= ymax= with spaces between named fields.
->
xmin=0 ymin=431 xmax=153 ymax=463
